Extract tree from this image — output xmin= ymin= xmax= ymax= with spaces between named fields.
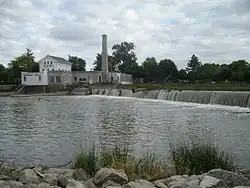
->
xmin=186 ymin=54 xmax=202 ymax=82
xmin=112 ymin=42 xmax=137 ymax=73
xmin=69 ymin=55 xmax=86 ymax=71
xmin=92 ymin=53 xmax=115 ymax=71
xmin=141 ymin=57 xmax=159 ymax=82
xmin=196 ymin=63 xmax=220 ymax=82
xmin=158 ymin=59 xmax=178 ymax=83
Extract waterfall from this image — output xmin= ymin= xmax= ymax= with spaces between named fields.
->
xmin=148 ymin=90 xmax=160 ymax=99
xmin=91 ymin=88 xmax=250 ymax=108
xmin=179 ymin=91 xmax=212 ymax=104
xmin=210 ymin=91 xmax=250 ymax=107
xmin=133 ymin=90 xmax=144 ymax=98
xmin=121 ymin=89 xmax=133 ymax=97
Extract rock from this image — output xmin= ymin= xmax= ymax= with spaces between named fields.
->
xmin=93 ymin=168 xmax=128 ymax=185
xmin=0 ymin=175 xmax=12 ymax=181
xmin=105 ymin=186 xmax=122 ymax=188
xmin=208 ymin=169 xmax=250 ymax=187
xmin=153 ymin=180 xmax=168 ymax=188
xmin=23 ymin=184 xmax=38 ymax=188
xmin=189 ymin=175 xmax=199 ymax=181
xmin=42 ymin=173 xmax=58 ymax=185
xmin=83 ymin=179 xmax=97 ymax=188
xmin=0 ymin=180 xmax=11 ymax=188
xmin=66 ymin=179 xmax=86 ymax=188
xmin=73 ymin=169 xmax=88 ymax=181
xmin=8 ymin=180 xmax=24 ymax=188
xmin=124 ymin=179 xmax=155 ymax=188
xmin=19 ymin=169 xmax=40 ymax=184
xmin=199 ymin=175 xmax=224 ymax=188
xmin=168 ymin=180 xmax=188 ymax=188
xmin=186 ymin=179 xmax=199 ymax=187
xmin=37 ymin=183 xmax=51 ymax=188
xmin=102 ymin=180 xmax=121 ymax=188
xmin=160 ymin=175 xmax=188 ymax=186
xmin=234 ymin=187 xmax=250 ymax=188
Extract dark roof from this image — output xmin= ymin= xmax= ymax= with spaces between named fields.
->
xmin=48 ymin=55 xmax=71 ymax=65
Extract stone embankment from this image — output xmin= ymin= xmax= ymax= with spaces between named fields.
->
xmin=0 ymin=164 xmax=250 ymax=188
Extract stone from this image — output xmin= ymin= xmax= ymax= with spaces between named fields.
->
xmin=102 ymin=180 xmax=121 ymax=188
xmin=66 ymin=179 xmax=86 ymax=188
xmin=83 ymin=179 xmax=97 ymax=188
xmin=123 ymin=179 xmax=155 ymax=188
xmin=168 ymin=180 xmax=188 ymax=188
xmin=0 ymin=180 xmax=11 ymax=188
xmin=186 ymin=179 xmax=199 ymax=187
xmin=37 ymin=183 xmax=51 ymax=188
xmin=45 ymin=168 xmax=75 ymax=187
xmin=160 ymin=175 xmax=188 ymax=186
xmin=234 ymin=187 xmax=250 ymax=188
xmin=73 ymin=169 xmax=88 ymax=181
xmin=42 ymin=173 xmax=58 ymax=185
xmin=0 ymin=175 xmax=12 ymax=181
xmin=93 ymin=168 xmax=128 ymax=185
xmin=153 ymin=180 xmax=168 ymax=188
xmin=208 ymin=169 xmax=250 ymax=187
xmin=199 ymin=175 xmax=224 ymax=188
xmin=189 ymin=175 xmax=199 ymax=181
xmin=23 ymin=184 xmax=38 ymax=188
xmin=19 ymin=169 xmax=40 ymax=184
xmin=8 ymin=180 xmax=24 ymax=188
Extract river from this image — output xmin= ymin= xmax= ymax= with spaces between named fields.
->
xmin=1 ymin=95 xmax=250 ymax=167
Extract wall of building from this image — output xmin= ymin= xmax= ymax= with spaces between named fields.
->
xmin=39 ymin=56 xmax=71 ymax=72
xmin=21 ymin=71 xmax=48 ymax=86
xmin=72 ymin=71 xmax=102 ymax=84
xmin=48 ymin=71 xmax=73 ymax=89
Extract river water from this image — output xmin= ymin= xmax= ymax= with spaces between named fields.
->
xmin=1 ymin=95 xmax=250 ymax=167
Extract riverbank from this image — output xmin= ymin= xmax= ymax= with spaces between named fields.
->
xmin=122 ymin=83 xmax=250 ymax=91
xmin=0 ymin=164 xmax=250 ymax=188
xmin=0 ymin=91 xmax=69 ymax=97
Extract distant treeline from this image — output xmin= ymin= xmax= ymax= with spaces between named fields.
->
xmin=1 ymin=42 xmax=250 ymax=84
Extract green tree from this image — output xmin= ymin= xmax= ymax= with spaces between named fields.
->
xmin=141 ymin=57 xmax=158 ymax=82
xmin=69 ymin=55 xmax=86 ymax=71
xmin=196 ymin=63 xmax=220 ymax=82
xmin=112 ymin=42 xmax=137 ymax=73
xmin=92 ymin=53 xmax=115 ymax=71
xmin=158 ymin=59 xmax=178 ymax=82
xmin=186 ymin=54 xmax=202 ymax=82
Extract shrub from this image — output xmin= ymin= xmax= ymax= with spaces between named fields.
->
xmin=170 ymin=138 xmax=236 ymax=175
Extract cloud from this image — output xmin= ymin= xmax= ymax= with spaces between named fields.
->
xmin=0 ymin=0 xmax=250 ymax=70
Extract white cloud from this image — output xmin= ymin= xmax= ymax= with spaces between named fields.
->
xmin=0 ymin=0 xmax=250 ymax=70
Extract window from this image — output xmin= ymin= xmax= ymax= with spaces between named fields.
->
xmin=50 ymin=76 xmax=54 ymax=83
xmin=24 ymin=76 xmax=27 ymax=82
xmin=79 ymin=78 xmax=82 ymax=81
xmin=50 ymin=61 xmax=52 ymax=65
xmin=44 ymin=62 xmax=46 ymax=65
xmin=56 ymin=76 xmax=61 ymax=83
xmin=74 ymin=77 xmax=77 ymax=81
xmin=111 ymin=76 xmax=114 ymax=82
xmin=52 ymin=69 xmax=54 ymax=71
xmin=47 ymin=69 xmax=49 ymax=71
xmin=47 ymin=61 xmax=49 ymax=65
xmin=38 ymin=75 xmax=41 ymax=81
xmin=83 ymin=78 xmax=86 ymax=82
xmin=42 ymin=69 xmax=44 ymax=71
xmin=98 ymin=76 xmax=101 ymax=83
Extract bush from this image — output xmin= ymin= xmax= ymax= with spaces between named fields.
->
xmin=170 ymin=138 xmax=236 ymax=175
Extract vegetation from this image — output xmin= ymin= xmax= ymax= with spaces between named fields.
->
xmin=170 ymin=138 xmax=235 ymax=175
xmin=1 ymin=41 xmax=250 ymax=87
xmin=73 ymin=138 xmax=235 ymax=180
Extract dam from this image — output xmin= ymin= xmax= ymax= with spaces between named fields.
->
xmin=91 ymin=89 xmax=250 ymax=108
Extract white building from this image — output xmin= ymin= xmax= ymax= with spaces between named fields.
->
xmin=21 ymin=71 xmax=48 ymax=86
xmin=38 ymin=55 xmax=71 ymax=72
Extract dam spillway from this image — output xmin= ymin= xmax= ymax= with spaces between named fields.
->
xmin=91 ymin=89 xmax=250 ymax=108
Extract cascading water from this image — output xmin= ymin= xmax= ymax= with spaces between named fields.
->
xmin=91 ymin=88 xmax=250 ymax=108
xmin=178 ymin=91 xmax=212 ymax=104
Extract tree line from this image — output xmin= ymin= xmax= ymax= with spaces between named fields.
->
xmin=1 ymin=42 xmax=250 ymax=85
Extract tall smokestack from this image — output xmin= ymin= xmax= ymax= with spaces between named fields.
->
xmin=101 ymin=34 xmax=108 ymax=73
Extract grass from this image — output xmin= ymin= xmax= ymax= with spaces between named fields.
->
xmin=170 ymin=137 xmax=236 ymax=175
xmin=121 ymin=83 xmax=250 ymax=91
xmin=73 ymin=136 xmax=236 ymax=180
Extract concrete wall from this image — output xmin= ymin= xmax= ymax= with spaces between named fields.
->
xmin=48 ymin=71 xmax=73 ymax=89
xmin=72 ymin=71 xmax=102 ymax=84
xmin=21 ymin=71 xmax=48 ymax=86
xmin=38 ymin=56 xmax=71 ymax=72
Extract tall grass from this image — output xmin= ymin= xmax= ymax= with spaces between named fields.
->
xmin=170 ymin=138 xmax=236 ymax=175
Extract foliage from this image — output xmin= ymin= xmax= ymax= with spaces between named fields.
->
xmin=73 ymin=146 xmax=169 ymax=180
xmin=170 ymin=137 xmax=235 ymax=175
xmin=69 ymin=55 xmax=86 ymax=71
xmin=93 ymin=53 xmax=116 ymax=71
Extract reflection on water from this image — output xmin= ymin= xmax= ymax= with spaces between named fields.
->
xmin=0 ymin=96 xmax=250 ymax=167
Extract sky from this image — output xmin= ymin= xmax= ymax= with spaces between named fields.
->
xmin=0 ymin=0 xmax=250 ymax=71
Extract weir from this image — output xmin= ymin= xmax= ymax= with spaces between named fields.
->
xmin=91 ymin=89 xmax=250 ymax=108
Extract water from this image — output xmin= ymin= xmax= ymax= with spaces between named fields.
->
xmin=1 ymin=95 xmax=250 ymax=168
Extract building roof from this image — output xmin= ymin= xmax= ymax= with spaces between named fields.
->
xmin=48 ymin=55 xmax=71 ymax=65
